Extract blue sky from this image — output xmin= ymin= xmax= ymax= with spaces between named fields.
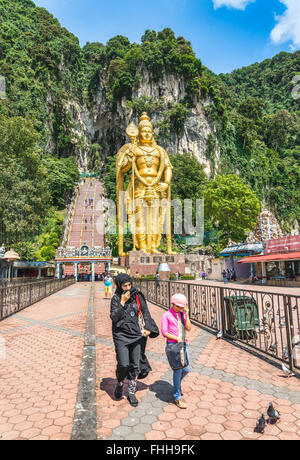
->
xmin=33 ymin=0 xmax=300 ymax=74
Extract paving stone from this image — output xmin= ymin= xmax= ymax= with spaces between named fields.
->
xmin=129 ymin=409 xmax=148 ymax=418
xmin=120 ymin=417 xmax=140 ymax=427
xmin=151 ymin=400 xmax=169 ymax=408
xmin=125 ymin=433 xmax=145 ymax=440
xmin=113 ymin=426 xmax=132 ymax=437
xmin=142 ymin=415 xmax=159 ymax=425
xmin=147 ymin=407 xmax=164 ymax=416
xmin=133 ymin=423 xmax=152 ymax=434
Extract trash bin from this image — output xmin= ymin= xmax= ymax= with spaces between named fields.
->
xmin=224 ymin=295 xmax=259 ymax=340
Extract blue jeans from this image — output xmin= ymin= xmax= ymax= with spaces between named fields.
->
xmin=167 ymin=342 xmax=190 ymax=401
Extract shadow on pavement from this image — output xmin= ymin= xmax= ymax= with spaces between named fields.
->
xmin=149 ymin=380 xmax=173 ymax=403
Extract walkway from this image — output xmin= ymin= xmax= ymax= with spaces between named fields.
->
xmin=1 ymin=283 xmax=300 ymax=440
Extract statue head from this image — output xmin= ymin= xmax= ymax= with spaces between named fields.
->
xmin=138 ymin=112 xmax=155 ymax=145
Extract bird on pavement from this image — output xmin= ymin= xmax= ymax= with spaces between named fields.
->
xmin=267 ymin=402 xmax=280 ymax=424
xmin=216 ymin=330 xmax=223 ymax=340
xmin=282 ymin=362 xmax=295 ymax=378
xmin=255 ymin=414 xmax=267 ymax=434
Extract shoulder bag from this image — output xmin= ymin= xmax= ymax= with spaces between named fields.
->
xmin=165 ymin=312 xmax=188 ymax=370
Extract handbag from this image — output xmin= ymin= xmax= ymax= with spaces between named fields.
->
xmin=165 ymin=312 xmax=188 ymax=370
xmin=136 ymin=294 xmax=145 ymax=333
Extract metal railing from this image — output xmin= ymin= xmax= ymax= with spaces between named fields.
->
xmin=133 ymin=279 xmax=300 ymax=373
xmin=56 ymin=247 xmax=112 ymax=258
xmin=0 ymin=278 xmax=75 ymax=322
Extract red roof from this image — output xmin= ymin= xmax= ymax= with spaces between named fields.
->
xmin=238 ymin=252 xmax=300 ymax=264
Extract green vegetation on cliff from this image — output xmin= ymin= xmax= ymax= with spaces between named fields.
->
xmin=0 ymin=0 xmax=299 ymax=253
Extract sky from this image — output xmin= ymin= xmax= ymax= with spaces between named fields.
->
xmin=33 ymin=0 xmax=300 ymax=74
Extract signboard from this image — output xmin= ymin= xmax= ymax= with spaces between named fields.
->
xmin=266 ymin=236 xmax=300 ymax=254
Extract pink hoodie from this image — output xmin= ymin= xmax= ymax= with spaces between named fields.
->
xmin=161 ymin=307 xmax=187 ymax=344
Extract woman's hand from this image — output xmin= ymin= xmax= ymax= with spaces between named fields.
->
xmin=143 ymin=329 xmax=151 ymax=337
xmin=121 ymin=291 xmax=131 ymax=306
xmin=183 ymin=306 xmax=189 ymax=317
xmin=177 ymin=337 xmax=184 ymax=343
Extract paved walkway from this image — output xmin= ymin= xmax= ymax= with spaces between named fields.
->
xmin=1 ymin=282 xmax=300 ymax=440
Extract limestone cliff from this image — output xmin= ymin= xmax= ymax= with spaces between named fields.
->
xmin=62 ymin=67 xmax=219 ymax=176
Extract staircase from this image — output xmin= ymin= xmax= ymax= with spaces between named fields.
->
xmin=67 ymin=178 xmax=105 ymax=248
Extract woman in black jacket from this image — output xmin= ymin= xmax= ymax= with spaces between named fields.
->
xmin=110 ymin=274 xmax=159 ymax=407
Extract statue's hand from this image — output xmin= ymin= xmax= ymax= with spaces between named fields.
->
xmin=155 ymin=182 xmax=169 ymax=193
xmin=126 ymin=146 xmax=135 ymax=159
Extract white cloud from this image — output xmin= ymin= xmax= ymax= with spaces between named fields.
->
xmin=271 ymin=0 xmax=300 ymax=49
xmin=213 ymin=0 xmax=255 ymax=10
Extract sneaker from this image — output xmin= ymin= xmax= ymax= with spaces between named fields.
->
xmin=114 ymin=383 xmax=123 ymax=400
xmin=174 ymin=398 xmax=187 ymax=409
xmin=127 ymin=393 xmax=139 ymax=407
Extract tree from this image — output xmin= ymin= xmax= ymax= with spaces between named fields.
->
xmin=42 ymin=155 xmax=80 ymax=209
xmin=203 ymin=175 xmax=260 ymax=248
xmin=169 ymin=153 xmax=208 ymax=201
xmin=264 ymin=110 xmax=294 ymax=151
xmin=0 ymin=115 xmax=51 ymax=245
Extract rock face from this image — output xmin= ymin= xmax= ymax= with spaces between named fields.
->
xmin=58 ymin=67 xmax=219 ymax=175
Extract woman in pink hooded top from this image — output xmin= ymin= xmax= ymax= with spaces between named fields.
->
xmin=161 ymin=293 xmax=191 ymax=409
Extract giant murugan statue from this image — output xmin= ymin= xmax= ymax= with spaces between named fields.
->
xmin=116 ymin=112 xmax=173 ymax=256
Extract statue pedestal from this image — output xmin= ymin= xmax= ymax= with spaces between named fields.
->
xmin=122 ymin=251 xmax=188 ymax=277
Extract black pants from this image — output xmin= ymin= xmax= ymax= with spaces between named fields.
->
xmin=115 ymin=339 xmax=142 ymax=382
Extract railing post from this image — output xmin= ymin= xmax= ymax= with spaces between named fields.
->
xmin=188 ymin=283 xmax=192 ymax=318
xmin=283 ymin=295 xmax=294 ymax=372
xmin=168 ymin=280 xmax=171 ymax=310
xmin=0 ymin=288 xmax=3 ymax=320
xmin=287 ymin=296 xmax=297 ymax=368
xmin=29 ymin=283 xmax=32 ymax=305
xmin=18 ymin=286 xmax=21 ymax=312
xmin=220 ymin=287 xmax=226 ymax=334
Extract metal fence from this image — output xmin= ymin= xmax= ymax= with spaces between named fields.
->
xmin=0 ymin=278 xmax=75 ymax=321
xmin=133 ymin=279 xmax=300 ymax=373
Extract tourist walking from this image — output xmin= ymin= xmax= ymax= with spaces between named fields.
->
xmin=156 ymin=272 xmax=160 ymax=288
xmin=110 ymin=274 xmax=159 ymax=407
xmin=226 ymin=268 xmax=231 ymax=282
xmin=104 ymin=274 xmax=113 ymax=299
xmin=161 ymin=294 xmax=191 ymax=409
xmin=231 ymin=267 xmax=237 ymax=282
xmin=222 ymin=269 xmax=228 ymax=284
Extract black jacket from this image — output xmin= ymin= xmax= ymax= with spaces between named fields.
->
xmin=110 ymin=289 xmax=159 ymax=379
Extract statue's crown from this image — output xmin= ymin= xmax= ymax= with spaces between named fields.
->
xmin=139 ymin=112 xmax=150 ymax=123
xmin=138 ymin=112 xmax=152 ymax=131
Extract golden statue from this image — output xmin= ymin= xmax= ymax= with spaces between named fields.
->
xmin=116 ymin=112 xmax=173 ymax=256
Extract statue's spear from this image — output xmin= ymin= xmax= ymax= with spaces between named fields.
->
xmin=126 ymin=122 xmax=139 ymax=252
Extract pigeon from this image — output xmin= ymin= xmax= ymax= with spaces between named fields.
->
xmin=255 ymin=414 xmax=267 ymax=434
xmin=283 ymin=346 xmax=289 ymax=360
xmin=216 ymin=330 xmax=223 ymax=340
xmin=282 ymin=362 xmax=295 ymax=378
xmin=267 ymin=402 xmax=280 ymax=424
xmin=269 ymin=342 xmax=278 ymax=352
